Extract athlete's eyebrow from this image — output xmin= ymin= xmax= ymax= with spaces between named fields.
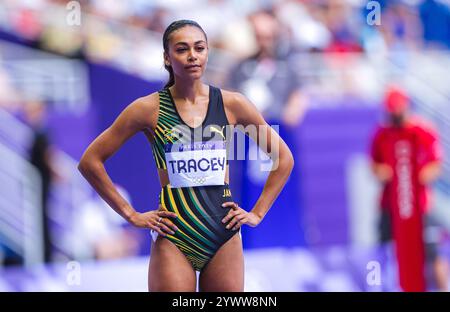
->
xmin=174 ymin=40 xmax=207 ymax=46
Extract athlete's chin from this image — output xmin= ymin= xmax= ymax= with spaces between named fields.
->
xmin=184 ymin=72 xmax=203 ymax=80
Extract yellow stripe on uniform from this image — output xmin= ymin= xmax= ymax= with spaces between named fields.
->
xmin=177 ymin=188 xmax=219 ymax=241
xmin=166 ymin=187 xmax=216 ymax=249
xmin=170 ymin=236 xmax=212 ymax=260
xmin=161 ymin=188 xmax=214 ymax=253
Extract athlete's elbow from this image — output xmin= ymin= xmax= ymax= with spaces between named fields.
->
xmin=77 ymin=157 xmax=90 ymax=176
xmin=77 ymin=153 xmax=101 ymax=176
xmin=276 ymin=149 xmax=294 ymax=173
xmin=285 ymin=150 xmax=295 ymax=172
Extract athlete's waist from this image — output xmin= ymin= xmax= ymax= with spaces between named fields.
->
xmin=160 ymin=182 xmax=230 ymax=190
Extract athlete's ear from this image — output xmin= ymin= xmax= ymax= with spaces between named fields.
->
xmin=163 ymin=52 xmax=170 ymax=67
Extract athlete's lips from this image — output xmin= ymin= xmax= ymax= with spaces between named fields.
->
xmin=185 ymin=64 xmax=201 ymax=69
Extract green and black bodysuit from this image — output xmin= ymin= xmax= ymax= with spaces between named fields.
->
xmin=150 ymin=85 xmax=238 ymax=272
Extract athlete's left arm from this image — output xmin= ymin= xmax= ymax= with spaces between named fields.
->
xmin=221 ymin=91 xmax=294 ymax=229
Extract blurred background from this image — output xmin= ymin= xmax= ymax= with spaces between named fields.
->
xmin=0 ymin=0 xmax=450 ymax=291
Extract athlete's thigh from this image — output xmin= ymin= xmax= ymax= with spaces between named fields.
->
xmin=148 ymin=236 xmax=197 ymax=292
xmin=198 ymin=233 xmax=244 ymax=292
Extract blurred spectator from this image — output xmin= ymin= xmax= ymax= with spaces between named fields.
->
xmin=0 ymin=65 xmax=22 ymax=112
xmin=380 ymin=1 xmax=424 ymax=50
xmin=274 ymin=0 xmax=331 ymax=52
xmin=419 ymin=0 xmax=450 ymax=49
xmin=321 ymin=0 xmax=363 ymax=53
xmin=370 ymin=85 xmax=448 ymax=291
xmin=226 ymin=9 xmax=306 ymax=126
xmin=146 ymin=6 xmax=170 ymax=33
xmin=89 ymin=0 xmax=131 ymax=20
xmin=24 ymin=100 xmax=60 ymax=263
xmin=217 ymin=14 xmax=256 ymax=59
xmin=10 ymin=3 xmax=43 ymax=42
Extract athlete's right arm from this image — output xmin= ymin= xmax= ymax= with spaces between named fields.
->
xmin=77 ymin=94 xmax=177 ymax=235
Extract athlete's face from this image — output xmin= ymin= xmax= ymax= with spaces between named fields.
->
xmin=164 ymin=26 xmax=208 ymax=81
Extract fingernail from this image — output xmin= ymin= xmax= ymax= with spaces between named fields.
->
xmin=221 ymin=219 xmax=225 ymax=223
xmin=170 ymin=231 xmax=175 ymax=235
xmin=221 ymin=203 xmax=226 ymax=207
xmin=226 ymin=225 xmax=230 ymax=229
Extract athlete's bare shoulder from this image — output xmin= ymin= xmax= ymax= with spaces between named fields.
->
xmin=126 ymin=91 xmax=160 ymax=131
xmin=220 ymin=89 xmax=247 ymax=125
xmin=220 ymin=88 xmax=265 ymax=126
xmin=220 ymin=88 xmax=243 ymax=106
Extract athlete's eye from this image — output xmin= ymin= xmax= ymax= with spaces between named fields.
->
xmin=175 ymin=46 xmax=187 ymax=52
xmin=196 ymin=47 xmax=205 ymax=51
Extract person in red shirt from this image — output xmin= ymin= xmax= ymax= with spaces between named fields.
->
xmin=370 ymin=85 xmax=448 ymax=291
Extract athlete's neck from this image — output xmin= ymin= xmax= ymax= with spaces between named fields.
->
xmin=170 ymin=80 xmax=207 ymax=103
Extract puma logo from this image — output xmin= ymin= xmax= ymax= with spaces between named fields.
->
xmin=223 ymin=188 xmax=232 ymax=198
xmin=210 ymin=126 xmax=226 ymax=140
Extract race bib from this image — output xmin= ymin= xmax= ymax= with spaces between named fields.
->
xmin=164 ymin=141 xmax=227 ymax=187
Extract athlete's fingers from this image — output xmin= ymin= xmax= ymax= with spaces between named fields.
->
xmin=160 ymin=218 xmax=179 ymax=232
xmin=226 ymin=213 xmax=246 ymax=229
xmin=150 ymin=217 xmax=174 ymax=235
xmin=155 ymin=227 xmax=167 ymax=236
xmin=222 ymin=209 xmax=240 ymax=223
xmin=233 ymin=212 xmax=248 ymax=230
xmin=151 ymin=220 xmax=173 ymax=236
xmin=149 ymin=222 xmax=166 ymax=236
xmin=223 ymin=205 xmax=246 ymax=223
xmin=222 ymin=201 xmax=239 ymax=209
xmin=226 ymin=215 xmax=243 ymax=229
xmin=228 ymin=218 xmax=242 ymax=230
xmin=232 ymin=216 xmax=247 ymax=230
xmin=157 ymin=222 xmax=175 ymax=235
xmin=223 ymin=209 xmax=237 ymax=222
xmin=157 ymin=210 xmax=178 ymax=219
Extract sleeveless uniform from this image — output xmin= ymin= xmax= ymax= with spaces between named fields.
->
xmin=150 ymin=85 xmax=238 ymax=271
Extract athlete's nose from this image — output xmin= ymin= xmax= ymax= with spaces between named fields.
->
xmin=187 ymin=49 xmax=197 ymax=62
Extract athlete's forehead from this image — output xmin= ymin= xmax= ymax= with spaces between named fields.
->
xmin=169 ymin=26 xmax=207 ymax=46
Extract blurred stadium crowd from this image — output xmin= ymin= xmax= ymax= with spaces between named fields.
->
xmin=1 ymin=0 xmax=450 ymax=100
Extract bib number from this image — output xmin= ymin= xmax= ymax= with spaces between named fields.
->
xmin=164 ymin=141 xmax=227 ymax=187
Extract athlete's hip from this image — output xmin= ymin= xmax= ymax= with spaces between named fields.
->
xmin=158 ymin=183 xmax=233 ymax=221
